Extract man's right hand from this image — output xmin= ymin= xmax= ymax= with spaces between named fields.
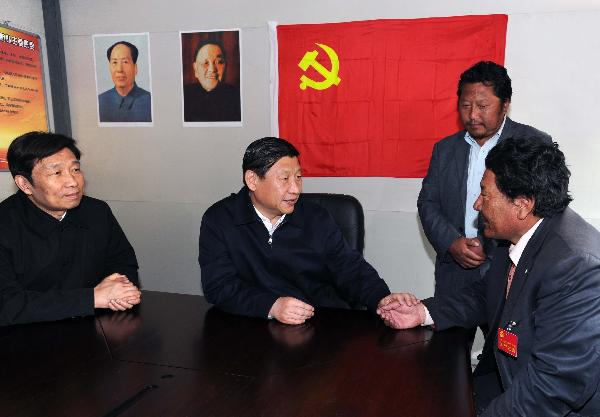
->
xmin=268 ymin=297 xmax=314 ymax=325
xmin=377 ymin=302 xmax=426 ymax=329
xmin=94 ymin=273 xmax=141 ymax=310
xmin=448 ymin=236 xmax=486 ymax=269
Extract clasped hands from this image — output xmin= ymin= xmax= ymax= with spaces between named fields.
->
xmin=94 ymin=273 xmax=141 ymax=311
xmin=376 ymin=293 xmax=426 ymax=329
xmin=268 ymin=293 xmax=425 ymax=329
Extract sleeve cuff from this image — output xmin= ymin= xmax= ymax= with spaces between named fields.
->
xmin=421 ymin=305 xmax=434 ymax=326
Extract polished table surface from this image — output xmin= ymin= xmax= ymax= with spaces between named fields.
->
xmin=0 ymin=291 xmax=475 ymax=417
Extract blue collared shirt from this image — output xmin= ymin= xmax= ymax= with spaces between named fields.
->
xmin=463 ymin=117 xmax=506 ymax=238
xmin=98 ymin=83 xmax=151 ymax=122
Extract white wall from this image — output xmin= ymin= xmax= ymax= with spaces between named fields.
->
xmin=2 ymin=0 xmax=600 ymax=298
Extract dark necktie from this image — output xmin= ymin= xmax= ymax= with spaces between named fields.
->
xmin=506 ymin=262 xmax=516 ymax=298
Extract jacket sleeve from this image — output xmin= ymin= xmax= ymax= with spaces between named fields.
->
xmin=198 ymin=212 xmax=279 ymax=319
xmin=0 ymin=244 xmax=94 ymax=326
xmin=101 ymin=204 xmax=139 ymax=286
xmin=422 ymin=272 xmax=489 ymax=330
xmin=483 ymin=254 xmax=600 ymax=416
xmin=322 ymin=212 xmax=390 ymax=312
xmin=417 ymin=142 xmax=462 ymax=257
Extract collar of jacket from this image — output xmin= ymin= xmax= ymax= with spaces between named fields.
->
xmin=232 ymin=186 xmax=305 ymax=229
xmin=16 ymin=191 xmax=88 ymax=237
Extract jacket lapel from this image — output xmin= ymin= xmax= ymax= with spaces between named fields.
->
xmin=452 ymin=133 xmax=470 ymax=222
xmin=502 ymin=218 xmax=552 ymax=316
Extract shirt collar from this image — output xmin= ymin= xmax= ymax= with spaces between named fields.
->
xmin=508 ymin=218 xmax=544 ymax=266
xmin=232 ymin=187 xmax=304 ymax=228
xmin=253 ymin=205 xmax=286 ymax=235
xmin=464 ymin=116 xmax=507 ymax=147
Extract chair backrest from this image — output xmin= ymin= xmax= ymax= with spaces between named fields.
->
xmin=300 ymin=193 xmax=365 ymax=253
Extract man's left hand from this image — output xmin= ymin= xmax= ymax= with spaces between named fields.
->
xmin=377 ymin=301 xmax=426 ymax=329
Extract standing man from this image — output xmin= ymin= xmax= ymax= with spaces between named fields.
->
xmin=98 ymin=41 xmax=152 ymax=123
xmin=418 ymin=61 xmax=550 ymax=296
xmin=199 ymin=137 xmax=414 ymax=325
xmin=0 ymin=132 xmax=141 ymax=326
xmin=183 ymin=39 xmax=241 ymax=122
xmin=379 ymin=137 xmax=600 ymax=416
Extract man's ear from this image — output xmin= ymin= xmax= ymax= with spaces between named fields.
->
xmin=515 ymin=195 xmax=535 ymax=220
xmin=501 ymin=99 xmax=510 ymax=116
xmin=245 ymin=170 xmax=258 ymax=191
xmin=14 ymin=175 xmax=33 ymax=196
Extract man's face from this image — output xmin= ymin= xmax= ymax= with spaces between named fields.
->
xmin=458 ymin=82 xmax=509 ymax=144
xmin=109 ymin=43 xmax=137 ymax=94
xmin=193 ymin=44 xmax=225 ymax=92
xmin=474 ymin=169 xmax=519 ymax=242
xmin=247 ymin=156 xmax=302 ymax=220
xmin=21 ymin=148 xmax=85 ymax=219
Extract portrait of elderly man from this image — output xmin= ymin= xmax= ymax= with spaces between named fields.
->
xmin=182 ymin=32 xmax=242 ymax=123
xmin=199 ymin=137 xmax=414 ymax=325
xmin=378 ymin=137 xmax=600 ymax=416
xmin=0 ymin=131 xmax=141 ymax=326
xmin=97 ymin=40 xmax=152 ymax=123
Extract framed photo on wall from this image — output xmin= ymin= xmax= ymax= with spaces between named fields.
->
xmin=93 ymin=32 xmax=153 ymax=126
xmin=180 ymin=29 xmax=242 ymax=127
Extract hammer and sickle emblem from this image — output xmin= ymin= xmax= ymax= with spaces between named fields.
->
xmin=298 ymin=43 xmax=341 ymax=91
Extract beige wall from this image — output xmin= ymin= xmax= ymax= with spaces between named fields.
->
xmin=2 ymin=0 xmax=599 ymax=298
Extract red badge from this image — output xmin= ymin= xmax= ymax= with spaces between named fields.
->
xmin=497 ymin=328 xmax=518 ymax=358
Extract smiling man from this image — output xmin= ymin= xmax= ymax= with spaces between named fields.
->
xmin=0 ymin=132 xmax=140 ymax=326
xmin=183 ymin=39 xmax=241 ymax=122
xmin=198 ymin=137 xmax=410 ymax=324
xmin=379 ymin=137 xmax=600 ymax=416
xmin=98 ymin=41 xmax=151 ymax=123
xmin=418 ymin=61 xmax=551 ymax=298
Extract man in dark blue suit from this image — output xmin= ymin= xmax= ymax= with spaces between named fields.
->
xmin=379 ymin=137 xmax=600 ymax=416
xmin=418 ymin=61 xmax=551 ymax=296
xmin=199 ymin=137 xmax=415 ymax=325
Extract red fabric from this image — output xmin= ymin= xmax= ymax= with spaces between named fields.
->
xmin=277 ymin=15 xmax=507 ymax=177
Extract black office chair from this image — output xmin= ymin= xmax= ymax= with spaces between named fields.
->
xmin=300 ymin=193 xmax=365 ymax=254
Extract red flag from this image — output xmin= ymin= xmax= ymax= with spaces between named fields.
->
xmin=276 ymin=15 xmax=507 ymax=177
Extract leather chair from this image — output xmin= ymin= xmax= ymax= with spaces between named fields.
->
xmin=300 ymin=193 xmax=365 ymax=253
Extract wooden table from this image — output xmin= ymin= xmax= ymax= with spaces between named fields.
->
xmin=0 ymin=291 xmax=475 ymax=417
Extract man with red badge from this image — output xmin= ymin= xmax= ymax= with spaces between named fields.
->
xmin=378 ymin=137 xmax=600 ymax=416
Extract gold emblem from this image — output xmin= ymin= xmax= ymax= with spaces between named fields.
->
xmin=298 ymin=43 xmax=341 ymax=91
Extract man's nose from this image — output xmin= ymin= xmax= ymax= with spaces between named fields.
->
xmin=289 ymin=179 xmax=301 ymax=194
xmin=473 ymin=194 xmax=482 ymax=211
xmin=64 ymin=172 xmax=79 ymax=187
xmin=469 ymin=106 xmax=479 ymax=120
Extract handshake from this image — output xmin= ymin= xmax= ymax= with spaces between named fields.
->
xmin=376 ymin=292 xmax=427 ymax=329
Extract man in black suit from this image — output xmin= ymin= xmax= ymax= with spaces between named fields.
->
xmin=0 ymin=132 xmax=140 ymax=326
xmin=379 ymin=137 xmax=600 ymax=416
xmin=199 ymin=137 xmax=415 ymax=325
xmin=418 ymin=61 xmax=551 ymax=296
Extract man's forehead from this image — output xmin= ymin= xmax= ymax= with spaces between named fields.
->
xmin=198 ymin=45 xmax=223 ymax=58
xmin=37 ymin=149 xmax=80 ymax=168
xmin=110 ymin=44 xmax=132 ymax=59
xmin=268 ymin=156 xmax=301 ymax=172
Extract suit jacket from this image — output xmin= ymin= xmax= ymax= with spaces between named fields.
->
xmin=424 ymin=208 xmax=600 ymax=416
xmin=198 ymin=188 xmax=390 ymax=318
xmin=0 ymin=192 xmax=139 ymax=326
xmin=417 ymin=117 xmax=551 ymax=295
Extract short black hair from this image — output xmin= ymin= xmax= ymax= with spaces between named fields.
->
xmin=193 ymin=39 xmax=227 ymax=63
xmin=486 ymin=137 xmax=572 ymax=218
xmin=106 ymin=41 xmax=139 ymax=64
xmin=457 ymin=61 xmax=512 ymax=103
xmin=7 ymin=131 xmax=82 ymax=184
xmin=242 ymin=137 xmax=300 ymax=185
